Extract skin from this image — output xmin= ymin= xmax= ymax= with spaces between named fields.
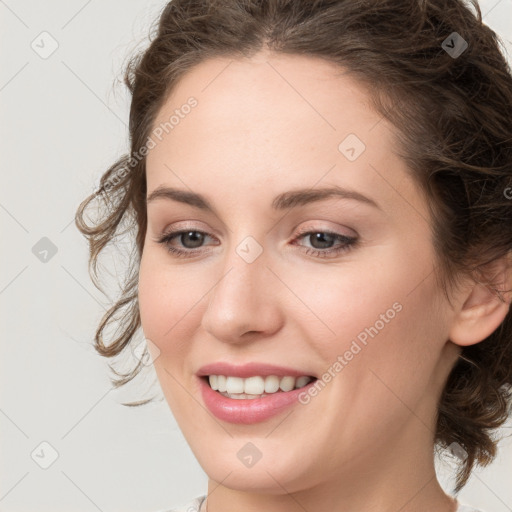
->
xmin=138 ymin=51 xmax=510 ymax=512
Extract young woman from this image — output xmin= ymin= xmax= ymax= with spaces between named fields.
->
xmin=76 ymin=1 xmax=512 ymax=511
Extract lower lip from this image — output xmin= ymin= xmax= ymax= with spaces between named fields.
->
xmin=198 ymin=376 xmax=317 ymax=424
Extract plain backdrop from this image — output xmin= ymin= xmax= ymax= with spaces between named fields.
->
xmin=1 ymin=1 xmax=511 ymax=511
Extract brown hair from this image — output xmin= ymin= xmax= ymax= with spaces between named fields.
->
xmin=75 ymin=0 xmax=512 ymax=491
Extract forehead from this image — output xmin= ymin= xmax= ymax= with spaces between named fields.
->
xmin=150 ymin=52 xmax=382 ymax=146
xmin=145 ymin=52 xmax=421 ymax=220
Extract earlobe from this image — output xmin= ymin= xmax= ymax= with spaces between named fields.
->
xmin=449 ymin=262 xmax=512 ymax=347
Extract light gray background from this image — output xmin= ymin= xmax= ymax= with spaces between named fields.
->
xmin=1 ymin=1 xmax=511 ymax=511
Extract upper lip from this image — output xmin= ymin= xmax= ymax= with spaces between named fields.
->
xmin=196 ymin=362 xmax=317 ymax=379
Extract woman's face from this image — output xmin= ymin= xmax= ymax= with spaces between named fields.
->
xmin=138 ymin=52 xmax=459 ymax=493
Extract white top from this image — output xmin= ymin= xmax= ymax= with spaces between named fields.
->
xmin=158 ymin=495 xmax=484 ymax=512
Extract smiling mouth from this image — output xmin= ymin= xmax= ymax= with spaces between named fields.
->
xmin=200 ymin=375 xmax=317 ymax=399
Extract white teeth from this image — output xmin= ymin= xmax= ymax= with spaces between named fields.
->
xmin=295 ymin=376 xmax=311 ymax=388
xmin=217 ymin=375 xmax=227 ymax=392
xmin=208 ymin=374 xmax=313 ymax=395
xmin=279 ymin=376 xmax=295 ymax=392
xmin=244 ymin=376 xmax=265 ymax=395
xmin=226 ymin=376 xmax=244 ymax=394
xmin=220 ymin=392 xmax=266 ymax=399
xmin=264 ymin=375 xmax=280 ymax=393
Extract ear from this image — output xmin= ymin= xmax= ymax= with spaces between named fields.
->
xmin=449 ymin=255 xmax=512 ymax=347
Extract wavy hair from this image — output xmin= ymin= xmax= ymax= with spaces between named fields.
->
xmin=75 ymin=0 xmax=512 ymax=491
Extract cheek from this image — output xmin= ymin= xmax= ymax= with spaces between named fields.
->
xmin=284 ymin=258 xmax=404 ymax=355
xmin=295 ymin=249 xmax=446 ymax=399
xmin=137 ymin=255 xmax=205 ymax=420
xmin=137 ymin=253 xmax=198 ymax=359
xmin=326 ymin=273 xmax=446 ymax=431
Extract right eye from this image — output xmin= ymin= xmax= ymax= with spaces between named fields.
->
xmin=156 ymin=229 xmax=219 ymax=257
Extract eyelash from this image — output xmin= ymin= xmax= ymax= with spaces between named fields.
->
xmin=155 ymin=225 xmax=358 ymax=259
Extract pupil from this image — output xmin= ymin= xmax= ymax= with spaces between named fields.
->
xmin=310 ymin=232 xmax=334 ymax=249
xmin=179 ymin=232 xmax=335 ymax=250
xmin=182 ymin=231 xmax=204 ymax=248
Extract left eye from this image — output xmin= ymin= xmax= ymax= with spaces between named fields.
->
xmin=291 ymin=229 xmax=358 ymax=258
xmin=155 ymin=228 xmax=358 ymax=259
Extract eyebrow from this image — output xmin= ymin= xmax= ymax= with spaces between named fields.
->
xmin=146 ymin=185 xmax=381 ymax=212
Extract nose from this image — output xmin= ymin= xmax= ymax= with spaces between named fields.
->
xmin=200 ymin=245 xmax=285 ymax=344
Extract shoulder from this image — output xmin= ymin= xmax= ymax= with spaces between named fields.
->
xmin=155 ymin=495 xmax=206 ymax=512
xmin=157 ymin=496 xmax=485 ymax=512
xmin=457 ymin=504 xmax=485 ymax=512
